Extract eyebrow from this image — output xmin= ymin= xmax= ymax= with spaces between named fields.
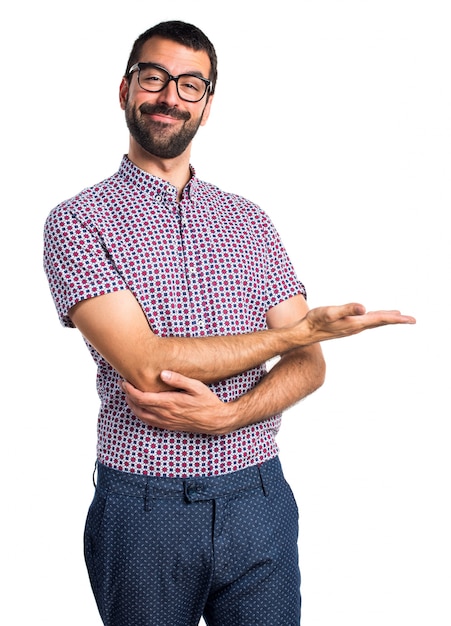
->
xmin=140 ymin=62 xmax=207 ymax=79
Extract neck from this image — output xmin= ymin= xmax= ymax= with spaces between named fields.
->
xmin=127 ymin=140 xmax=192 ymax=201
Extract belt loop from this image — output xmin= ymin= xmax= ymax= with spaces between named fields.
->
xmin=144 ymin=481 xmax=152 ymax=512
xmin=257 ymin=463 xmax=269 ymax=497
xmin=183 ymin=480 xmax=192 ymax=503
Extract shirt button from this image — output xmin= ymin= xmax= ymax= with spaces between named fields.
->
xmin=155 ymin=194 xmax=162 ymax=202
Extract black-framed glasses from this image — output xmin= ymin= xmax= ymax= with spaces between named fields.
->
xmin=129 ymin=63 xmax=212 ymax=103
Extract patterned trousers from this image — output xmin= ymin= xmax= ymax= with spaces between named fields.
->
xmin=84 ymin=456 xmax=301 ymax=625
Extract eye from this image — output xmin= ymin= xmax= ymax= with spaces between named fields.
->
xmin=138 ymin=66 xmax=168 ymax=88
xmin=141 ymin=72 xmax=165 ymax=84
xmin=179 ymin=76 xmax=203 ymax=93
xmin=182 ymin=82 xmax=199 ymax=92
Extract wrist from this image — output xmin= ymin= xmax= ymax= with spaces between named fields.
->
xmin=217 ymin=398 xmax=243 ymax=434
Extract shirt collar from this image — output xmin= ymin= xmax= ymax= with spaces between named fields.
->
xmin=118 ymin=155 xmax=198 ymax=203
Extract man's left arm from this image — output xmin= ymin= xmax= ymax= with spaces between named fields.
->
xmin=226 ymin=293 xmax=325 ymax=428
xmin=122 ymin=294 xmax=326 ymax=434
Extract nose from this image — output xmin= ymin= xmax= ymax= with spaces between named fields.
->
xmin=155 ymin=77 xmax=180 ymax=106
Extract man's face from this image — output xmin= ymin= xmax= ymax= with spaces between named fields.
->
xmin=120 ymin=37 xmax=213 ymax=159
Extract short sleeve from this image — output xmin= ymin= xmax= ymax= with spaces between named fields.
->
xmin=43 ymin=203 xmax=127 ymax=327
xmin=262 ymin=214 xmax=307 ymax=307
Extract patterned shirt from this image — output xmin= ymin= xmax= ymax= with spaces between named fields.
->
xmin=44 ymin=156 xmax=306 ymax=477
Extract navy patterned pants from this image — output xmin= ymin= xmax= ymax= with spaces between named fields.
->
xmin=84 ymin=457 xmax=301 ymax=625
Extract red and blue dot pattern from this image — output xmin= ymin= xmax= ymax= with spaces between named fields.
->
xmin=44 ymin=156 xmax=306 ymax=477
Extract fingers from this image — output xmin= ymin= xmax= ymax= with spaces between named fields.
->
xmin=160 ymin=370 xmax=203 ymax=392
xmin=308 ymin=304 xmax=415 ymax=326
xmin=120 ymin=379 xmax=138 ymax=395
xmin=361 ymin=310 xmax=416 ymax=325
xmin=343 ymin=303 xmax=367 ymax=316
xmin=120 ymin=372 xmax=206 ymax=401
xmin=120 ymin=381 xmax=162 ymax=409
xmin=308 ymin=303 xmax=367 ymax=324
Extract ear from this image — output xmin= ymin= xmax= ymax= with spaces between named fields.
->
xmin=200 ymin=93 xmax=214 ymax=127
xmin=119 ymin=77 xmax=129 ymax=110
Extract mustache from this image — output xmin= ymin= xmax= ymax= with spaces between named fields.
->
xmin=139 ymin=102 xmax=191 ymax=121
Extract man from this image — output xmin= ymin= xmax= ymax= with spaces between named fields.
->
xmin=43 ymin=20 xmax=415 ymax=626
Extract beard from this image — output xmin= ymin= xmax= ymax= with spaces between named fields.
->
xmin=125 ymin=101 xmax=205 ymax=159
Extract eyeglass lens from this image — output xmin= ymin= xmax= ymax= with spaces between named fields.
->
xmin=138 ymin=66 xmax=207 ymax=102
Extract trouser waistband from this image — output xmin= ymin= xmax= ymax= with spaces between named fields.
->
xmin=95 ymin=456 xmax=283 ymax=502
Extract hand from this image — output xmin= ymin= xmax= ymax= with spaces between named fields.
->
xmin=297 ymin=303 xmax=416 ymax=345
xmin=121 ymin=371 xmax=234 ymax=435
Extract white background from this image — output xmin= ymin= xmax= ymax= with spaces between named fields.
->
xmin=1 ymin=1 xmax=450 ymax=624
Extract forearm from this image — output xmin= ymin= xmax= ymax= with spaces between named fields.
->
xmin=149 ymin=328 xmax=303 ymax=388
xmin=70 ymin=290 xmax=309 ymax=393
xmin=121 ymin=344 xmax=326 ymax=435
xmin=224 ymin=344 xmax=326 ymax=430
xmin=71 ymin=290 xmax=414 ymax=394
xmin=121 ymin=296 xmax=415 ymax=434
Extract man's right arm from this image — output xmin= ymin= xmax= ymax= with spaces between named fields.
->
xmin=69 ymin=289 xmax=415 ymax=392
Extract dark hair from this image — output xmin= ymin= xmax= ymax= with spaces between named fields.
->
xmin=124 ymin=20 xmax=218 ymax=94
